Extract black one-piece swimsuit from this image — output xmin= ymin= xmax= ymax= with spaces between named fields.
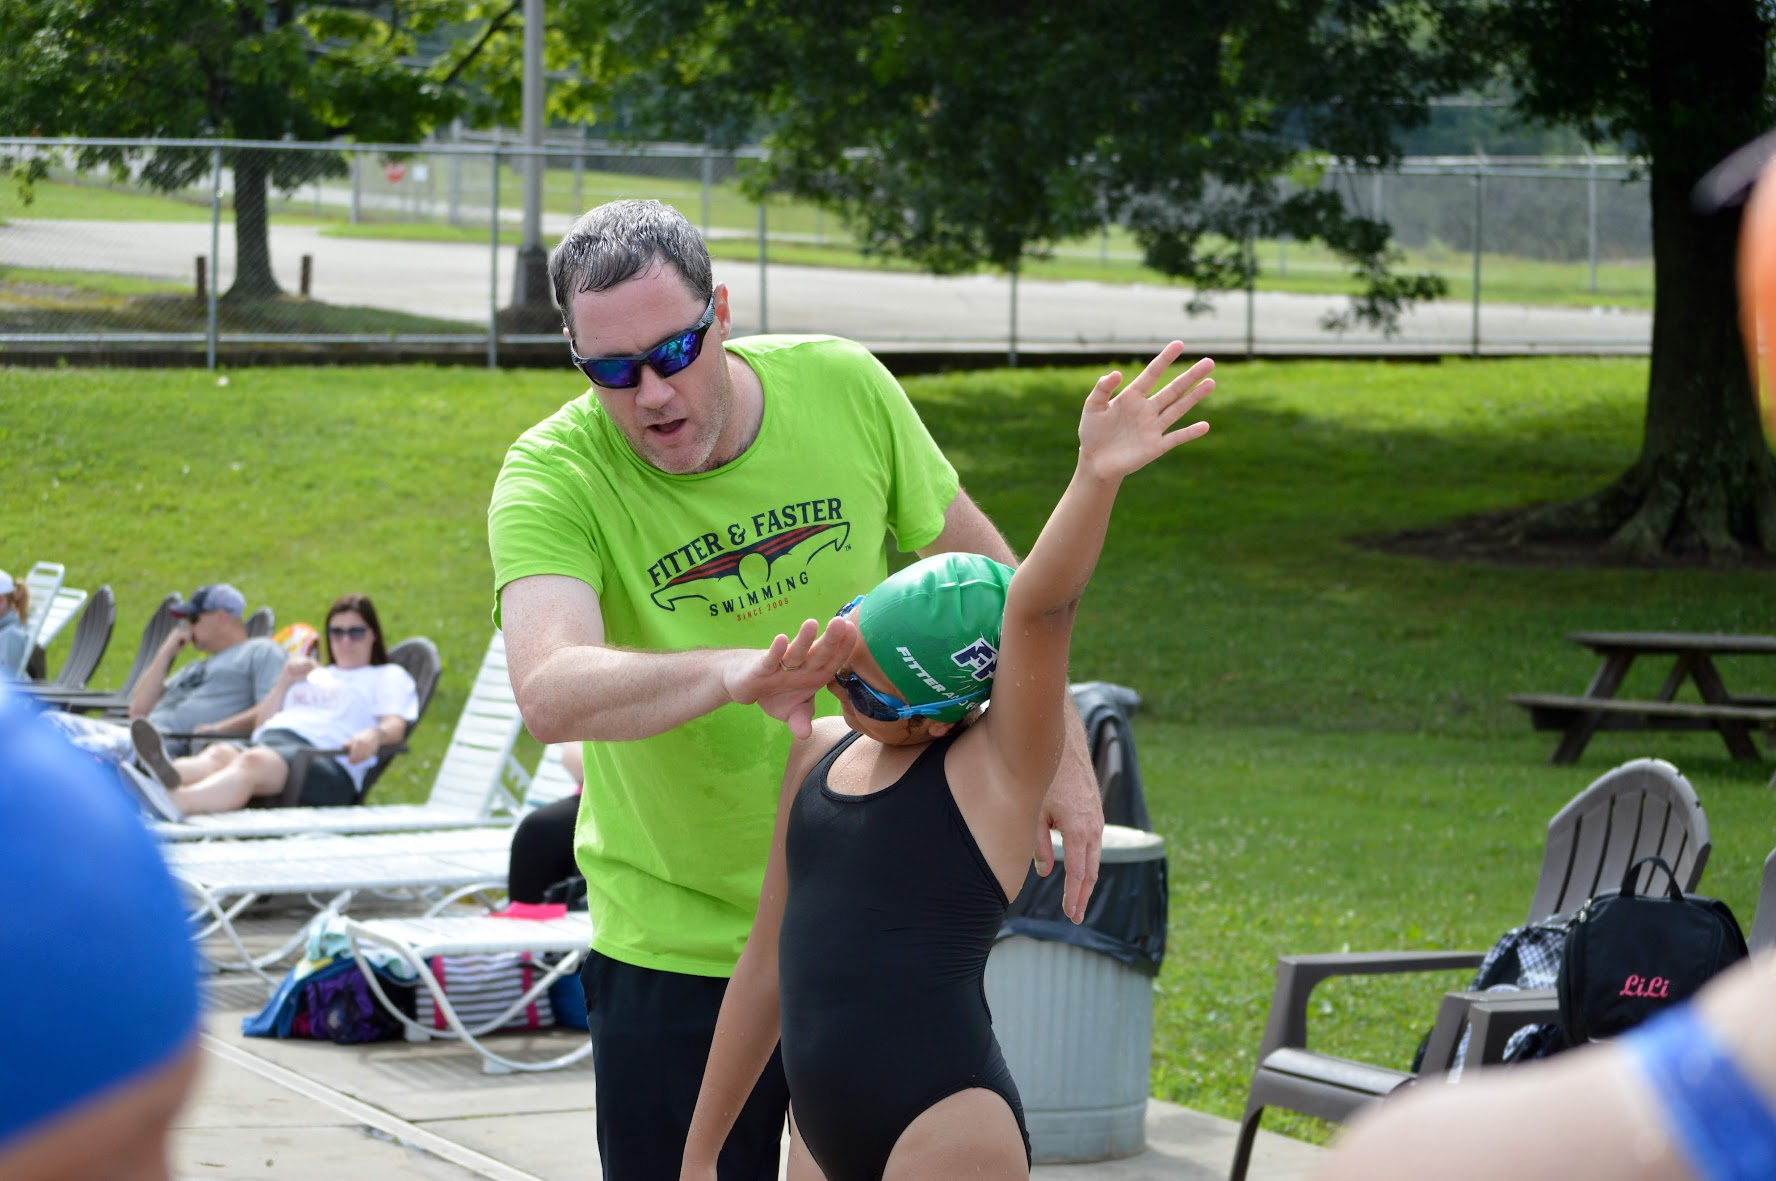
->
xmin=778 ymin=730 xmax=1032 ymax=1181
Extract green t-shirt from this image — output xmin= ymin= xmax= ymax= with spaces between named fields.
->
xmin=488 ymin=335 xmax=959 ymax=975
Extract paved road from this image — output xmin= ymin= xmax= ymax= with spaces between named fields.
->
xmin=1 ymin=218 xmax=1651 ymax=354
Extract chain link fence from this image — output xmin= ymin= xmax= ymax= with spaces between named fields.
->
xmin=0 ymin=135 xmax=1653 ymax=366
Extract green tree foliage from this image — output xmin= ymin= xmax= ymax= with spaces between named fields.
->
xmin=583 ymin=0 xmax=1776 ymax=559
xmin=584 ymin=0 xmax=1488 ymax=332
xmin=0 ymin=0 xmax=520 ymax=297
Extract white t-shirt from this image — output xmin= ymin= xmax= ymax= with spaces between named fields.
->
xmin=256 ymin=663 xmax=420 ymax=787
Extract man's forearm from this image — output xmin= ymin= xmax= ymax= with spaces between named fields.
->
xmin=201 ymin=706 xmax=259 ymax=735
xmin=515 ymin=643 xmax=742 ymax=744
xmin=126 ymin=648 xmax=178 ymax=719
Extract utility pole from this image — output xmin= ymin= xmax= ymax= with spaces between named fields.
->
xmin=506 ymin=0 xmax=555 ymax=330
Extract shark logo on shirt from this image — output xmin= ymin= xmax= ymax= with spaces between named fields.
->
xmin=648 ymin=507 xmax=853 ymax=613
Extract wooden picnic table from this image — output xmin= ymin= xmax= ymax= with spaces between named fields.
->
xmin=1511 ymin=631 xmax=1776 ymax=765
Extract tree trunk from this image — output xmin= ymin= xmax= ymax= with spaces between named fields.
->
xmin=225 ymin=150 xmax=282 ymax=300
xmin=1527 ymin=0 xmax=1776 ymax=562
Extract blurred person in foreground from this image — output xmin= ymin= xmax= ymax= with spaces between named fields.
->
xmin=1316 ymin=123 xmax=1776 ymax=1181
xmin=1315 ymin=953 xmax=1776 ymax=1181
xmin=0 ymin=677 xmax=202 ymax=1179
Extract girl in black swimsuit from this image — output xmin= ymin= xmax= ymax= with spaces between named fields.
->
xmin=682 ymin=343 xmax=1215 ymax=1181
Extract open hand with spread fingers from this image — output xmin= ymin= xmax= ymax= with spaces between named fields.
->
xmin=1078 ymin=342 xmax=1213 ymax=482
xmin=724 ymin=614 xmax=860 ymax=739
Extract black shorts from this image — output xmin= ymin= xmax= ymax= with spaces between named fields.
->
xmin=256 ymin=727 xmax=358 ymax=807
xmin=580 ymin=949 xmax=789 ymax=1180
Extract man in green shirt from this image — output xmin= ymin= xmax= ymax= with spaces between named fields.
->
xmin=489 ymin=199 xmax=1102 ymax=1180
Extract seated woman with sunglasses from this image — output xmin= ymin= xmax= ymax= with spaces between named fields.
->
xmin=129 ymin=594 xmax=418 ymax=817
xmin=683 ymin=344 xmax=1214 ymax=1181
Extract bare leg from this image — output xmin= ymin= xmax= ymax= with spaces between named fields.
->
xmin=169 ymin=742 xmax=242 ymax=785
xmin=786 ymin=1108 xmax=826 ymax=1181
xmin=883 ymin=1088 xmax=1026 ymax=1181
xmin=167 ymin=746 xmax=290 ymax=815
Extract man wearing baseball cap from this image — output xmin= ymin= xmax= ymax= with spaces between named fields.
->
xmin=42 ymin=583 xmax=286 ymax=774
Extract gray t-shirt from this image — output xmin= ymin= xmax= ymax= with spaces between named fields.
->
xmin=148 ymin=637 xmax=286 ymax=734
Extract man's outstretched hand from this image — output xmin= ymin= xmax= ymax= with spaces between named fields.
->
xmin=725 ymin=614 xmax=859 ymax=739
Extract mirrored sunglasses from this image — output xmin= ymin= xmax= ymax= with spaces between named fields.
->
xmin=327 ymin=625 xmax=370 ymax=640
xmin=568 ymin=296 xmax=717 ymax=389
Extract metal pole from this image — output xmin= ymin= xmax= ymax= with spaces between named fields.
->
xmin=511 ymin=0 xmax=548 ymax=311
xmin=448 ymin=119 xmax=463 ymax=226
xmin=573 ymin=123 xmax=586 ymax=213
xmin=1277 ymin=235 xmax=1287 ymax=278
xmin=1244 ymin=233 xmax=1256 ymax=361
xmin=1471 ymin=166 xmax=1484 ymax=358
xmin=349 ymin=152 xmax=362 ymax=224
xmin=520 ymin=0 xmax=544 ymax=250
xmin=702 ymin=146 xmax=713 ymax=235
xmin=1587 ymin=151 xmax=1599 ymax=296
xmin=489 ymin=147 xmax=501 ymax=369
xmin=757 ymin=201 xmax=768 ymax=334
xmin=1008 ymin=264 xmax=1019 ymax=368
xmin=207 ymin=145 xmax=221 ymax=371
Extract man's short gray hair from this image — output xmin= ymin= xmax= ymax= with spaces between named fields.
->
xmin=549 ymin=199 xmax=715 ymax=332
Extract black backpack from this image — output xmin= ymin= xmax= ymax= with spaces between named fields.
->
xmin=1557 ymin=855 xmax=1748 ymax=1045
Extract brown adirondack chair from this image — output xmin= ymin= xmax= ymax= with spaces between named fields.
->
xmin=1229 ymin=757 xmax=1711 ymax=1181
xmin=24 ymin=592 xmax=184 ymax=714
xmin=44 ymin=584 xmax=115 ymax=690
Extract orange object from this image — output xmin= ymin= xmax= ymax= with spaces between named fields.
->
xmin=272 ymin=622 xmax=319 ymax=659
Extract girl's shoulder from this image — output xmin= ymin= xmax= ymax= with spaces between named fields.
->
xmin=785 ymin=716 xmax=854 ymax=785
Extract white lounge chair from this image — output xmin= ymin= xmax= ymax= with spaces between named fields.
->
xmin=312 ymin=742 xmax=590 ymax=1074
xmin=34 ymin=585 xmax=88 ymax=653
xmin=169 ymin=826 xmax=515 ymax=981
xmin=153 ymin=632 xmax=530 ymax=841
xmin=523 ymin=742 xmax=582 ymax=807
xmin=16 ymin=561 xmax=64 ymax=673
xmin=341 ymin=911 xmax=594 ymax=1074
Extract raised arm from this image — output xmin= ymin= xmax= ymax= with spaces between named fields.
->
xmin=501 ymin=574 xmax=855 ymax=744
xmin=126 ymin=624 xmax=192 ymax=719
xmin=246 ymin=654 xmax=312 ymax=731
xmin=983 ymin=344 xmax=1213 ymax=796
xmin=920 ymin=487 xmax=1106 ymax=922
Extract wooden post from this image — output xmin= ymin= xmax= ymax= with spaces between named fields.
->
xmin=195 ymin=255 xmax=207 ymax=301
xmin=300 ymin=254 xmax=313 ymax=298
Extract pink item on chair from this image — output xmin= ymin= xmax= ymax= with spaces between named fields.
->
xmin=490 ymin=901 xmax=568 ymax=921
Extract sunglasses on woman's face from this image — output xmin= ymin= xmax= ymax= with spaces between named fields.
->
xmin=327 ymin=625 xmax=370 ymax=640
xmin=832 ymin=596 xmax=983 ymax=722
xmin=568 ymin=296 xmax=717 ymax=389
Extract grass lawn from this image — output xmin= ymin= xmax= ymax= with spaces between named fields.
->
xmin=2 ymin=355 xmax=1769 ymax=1145
xmin=0 ymin=266 xmax=480 ymax=336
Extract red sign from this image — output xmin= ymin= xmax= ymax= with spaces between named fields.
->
xmin=384 ymin=163 xmax=408 ymax=184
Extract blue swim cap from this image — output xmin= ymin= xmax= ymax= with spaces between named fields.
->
xmin=0 ymin=680 xmax=200 ymax=1150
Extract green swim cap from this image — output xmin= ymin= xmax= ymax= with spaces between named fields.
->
xmin=858 ymin=553 xmax=1014 ymax=721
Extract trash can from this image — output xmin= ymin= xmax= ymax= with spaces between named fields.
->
xmin=985 ymin=823 xmax=1168 ymax=1163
